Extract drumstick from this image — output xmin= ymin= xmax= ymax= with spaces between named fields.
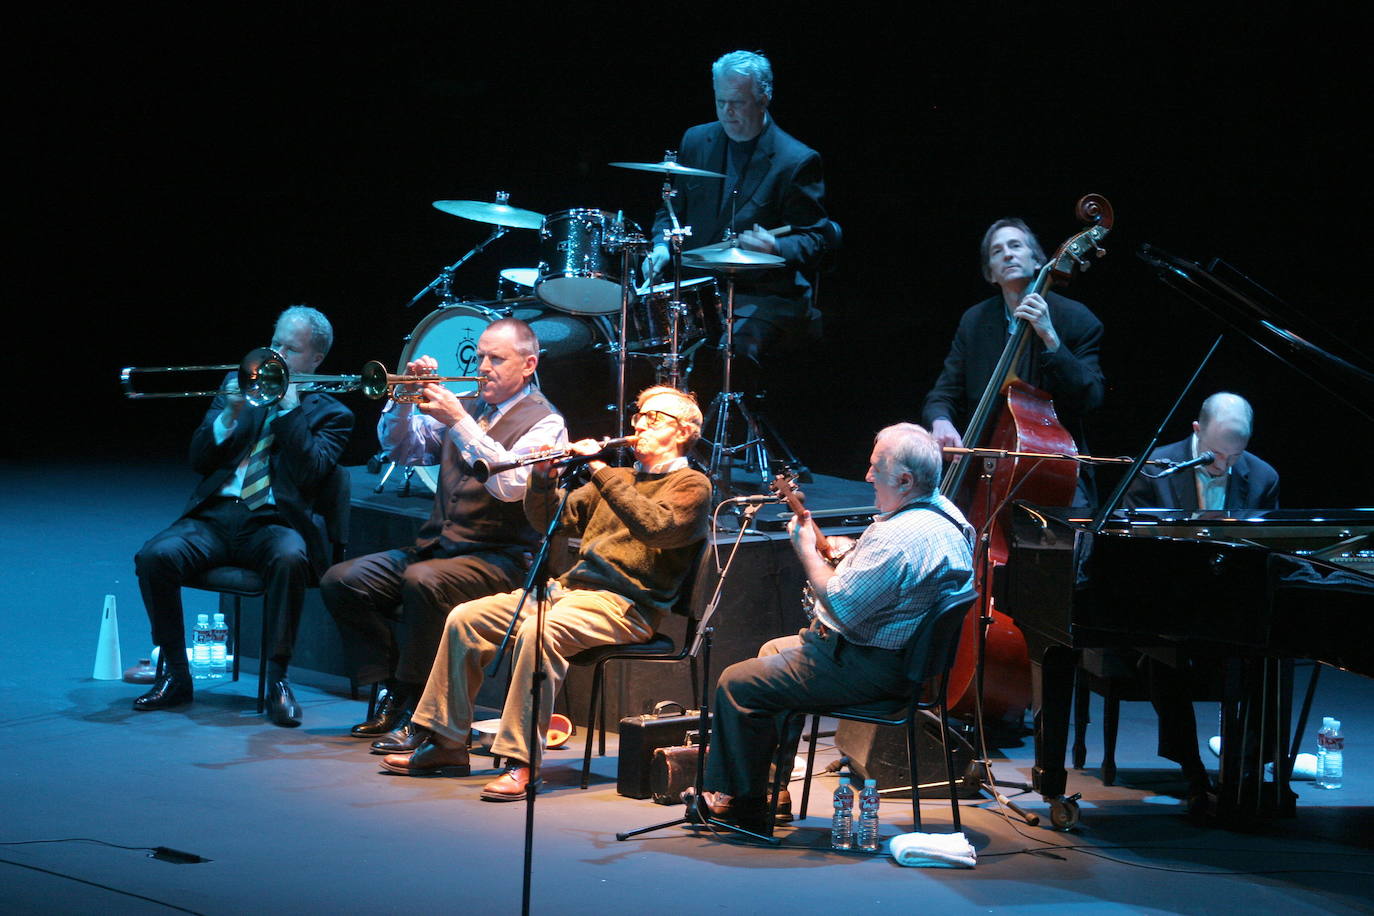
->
xmin=684 ymin=225 xmax=792 ymax=254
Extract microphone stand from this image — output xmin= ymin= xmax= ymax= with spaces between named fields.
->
xmin=482 ymin=473 xmax=576 ymax=916
xmin=616 ymin=500 xmax=782 ymax=845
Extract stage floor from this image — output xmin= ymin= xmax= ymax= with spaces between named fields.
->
xmin=2 ymin=458 xmax=1371 ymax=914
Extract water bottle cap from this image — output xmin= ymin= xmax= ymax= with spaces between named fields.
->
xmin=196 ymin=613 xmax=209 ymax=623
xmin=837 ymin=777 xmax=850 ymax=786
xmin=213 ymin=613 xmax=226 ymax=623
xmin=863 ymin=778 xmax=877 ymax=787
xmin=1323 ymin=716 xmax=1339 ymax=730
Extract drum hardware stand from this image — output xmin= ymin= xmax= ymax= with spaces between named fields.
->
xmin=656 ymin=164 xmax=694 ymax=394
xmin=612 ymin=231 xmax=649 ymax=439
xmin=403 ymin=192 xmax=522 ymax=310
xmin=617 ymin=502 xmax=781 ymax=846
xmin=697 ymin=249 xmax=779 ymax=497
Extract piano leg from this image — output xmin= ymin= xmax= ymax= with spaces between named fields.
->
xmin=1030 ymin=643 xmax=1077 ymax=800
xmin=1216 ymin=656 xmax=1297 ymax=822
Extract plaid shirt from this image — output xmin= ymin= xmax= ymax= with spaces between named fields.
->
xmin=813 ymin=494 xmax=975 ymax=650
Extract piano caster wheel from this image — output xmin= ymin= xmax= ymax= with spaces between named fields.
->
xmin=1049 ymin=794 xmax=1081 ymax=830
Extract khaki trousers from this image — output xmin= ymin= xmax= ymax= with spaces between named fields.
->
xmin=412 ymin=582 xmax=655 ymax=764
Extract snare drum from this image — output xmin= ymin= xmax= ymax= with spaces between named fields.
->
xmin=536 ymin=209 xmax=638 ymax=315
xmin=626 ymin=276 xmax=720 ymax=351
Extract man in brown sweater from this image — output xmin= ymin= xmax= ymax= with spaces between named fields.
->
xmin=381 ymin=386 xmax=711 ymax=802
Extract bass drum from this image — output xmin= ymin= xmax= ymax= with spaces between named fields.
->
xmin=398 ymin=301 xmax=639 ymax=450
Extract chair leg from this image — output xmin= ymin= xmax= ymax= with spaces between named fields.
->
xmin=907 ymin=716 xmax=923 ymax=832
xmin=798 ymin=714 xmax=821 ymax=820
xmin=939 ymin=707 xmax=961 ymax=832
xmin=765 ymin=715 xmax=797 ymax=838
xmin=1102 ymin=690 xmax=1121 ymax=786
xmin=256 ymin=596 xmax=268 ymax=714
xmin=229 ymin=596 xmax=241 ymax=683
xmin=581 ymin=660 xmax=606 ymax=790
xmin=596 ymin=662 xmax=609 ymax=757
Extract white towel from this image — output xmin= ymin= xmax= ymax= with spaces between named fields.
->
xmin=889 ymin=831 xmax=977 ymax=868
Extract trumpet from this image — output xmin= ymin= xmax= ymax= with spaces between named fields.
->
xmin=472 ymin=436 xmax=639 ymax=482
xmin=121 ymin=347 xmax=486 ymax=407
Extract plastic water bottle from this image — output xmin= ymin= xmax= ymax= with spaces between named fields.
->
xmin=191 ymin=614 xmax=212 ymax=680
xmin=857 ymin=778 xmax=881 ymax=852
xmin=830 ymin=777 xmax=854 ymax=849
xmin=209 ymin=613 xmax=229 ymax=677
xmin=1316 ymin=717 xmax=1344 ymax=789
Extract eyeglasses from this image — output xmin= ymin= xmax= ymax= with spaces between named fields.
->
xmin=631 ymin=409 xmax=682 ymax=429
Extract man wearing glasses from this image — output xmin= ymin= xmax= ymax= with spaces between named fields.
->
xmin=380 ymin=387 xmax=711 ymax=803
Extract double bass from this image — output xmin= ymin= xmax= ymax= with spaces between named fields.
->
xmin=942 ymin=195 xmax=1114 ymax=723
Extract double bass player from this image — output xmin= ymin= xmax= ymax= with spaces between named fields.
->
xmin=922 ymin=216 xmax=1105 ymax=509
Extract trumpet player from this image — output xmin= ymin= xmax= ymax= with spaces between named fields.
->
xmin=133 ymin=306 xmax=354 ymax=726
xmin=320 ymin=317 xmax=567 ymax=749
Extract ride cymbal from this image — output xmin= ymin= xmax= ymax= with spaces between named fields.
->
xmin=608 ymin=159 xmax=726 ymax=179
xmin=681 ymin=247 xmax=787 ymax=271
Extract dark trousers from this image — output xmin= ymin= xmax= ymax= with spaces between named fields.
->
xmin=705 ymin=626 xmax=908 ymax=803
xmin=319 ymin=547 xmax=521 ymax=687
xmin=135 ymin=498 xmax=310 ymax=669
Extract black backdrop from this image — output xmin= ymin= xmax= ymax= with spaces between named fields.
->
xmin=15 ymin=5 xmax=1372 ymax=506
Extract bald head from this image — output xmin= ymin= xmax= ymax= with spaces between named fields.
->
xmin=1193 ymin=392 xmax=1254 ymax=476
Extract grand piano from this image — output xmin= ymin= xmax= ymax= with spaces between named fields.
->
xmin=998 ymin=249 xmax=1374 ymax=827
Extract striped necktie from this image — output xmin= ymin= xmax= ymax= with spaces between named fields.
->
xmin=240 ymin=408 xmax=277 ymax=509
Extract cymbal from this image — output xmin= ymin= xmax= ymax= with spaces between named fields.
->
xmin=681 ymin=247 xmax=787 ymax=271
xmin=432 ymin=199 xmax=545 ymax=230
xmin=608 ymin=159 xmax=726 ymax=179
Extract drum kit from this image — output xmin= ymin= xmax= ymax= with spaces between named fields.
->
xmin=387 ymin=153 xmax=791 ymax=496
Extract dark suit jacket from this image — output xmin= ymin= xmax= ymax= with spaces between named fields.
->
xmin=652 ymin=118 xmax=829 ymax=307
xmin=1125 ymin=437 xmax=1280 ymax=510
xmin=187 ymin=382 xmax=354 ymax=576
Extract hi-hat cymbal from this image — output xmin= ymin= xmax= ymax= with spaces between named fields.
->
xmin=432 ymin=199 xmax=545 ymax=229
xmin=609 ymin=159 xmax=727 ymax=179
xmin=681 ymin=247 xmax=787 ymax=271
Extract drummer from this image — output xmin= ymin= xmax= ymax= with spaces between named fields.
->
xmin=643 ymin=50 xmax=832 ymax=363
xmin=319 ymin=317 xmax=568 ymax=752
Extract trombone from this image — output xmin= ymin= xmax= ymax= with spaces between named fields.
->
xmin=121 ymin=347 xmax=486 ymax=407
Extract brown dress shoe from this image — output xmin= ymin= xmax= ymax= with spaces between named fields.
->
xmin=380 ymin=740 xmax=471 ymax=777
xmin=481 ymin=765 xmax=530 ymax=801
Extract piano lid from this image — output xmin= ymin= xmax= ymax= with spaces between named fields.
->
xmin=1137 ymin=245 xmax=1374 ymax=424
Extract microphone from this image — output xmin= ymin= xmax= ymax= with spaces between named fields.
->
xmin=722 ymin=494 xmax=784 ymax=505
xmin=1153 ymin=450 xmax=1216 ymax=478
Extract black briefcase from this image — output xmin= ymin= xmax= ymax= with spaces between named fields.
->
xmin=616 ymin=701 xmax=711 ymax=799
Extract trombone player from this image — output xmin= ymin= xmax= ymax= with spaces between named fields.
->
xmin=319 ymin=317 xmax=567 ymax=749
xmin=133 ymin=306 xmax=354 ymax=726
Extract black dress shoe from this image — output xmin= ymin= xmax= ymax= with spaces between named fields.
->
xmin=350 ymin=689 xmax=410 ymax=738
xmin=133 ymin=672 xmax=194 ymax=711
xmin=266 ymin=678 xmax=302 ymax=728
xmin=371 ymin=721 xmax=431 ymax=754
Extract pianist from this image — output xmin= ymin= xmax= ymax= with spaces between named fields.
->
xmin=1126 ymin=392 xmax=1279 ymax=511
xmin=1125 ymin=391 xmax=1280 ymax=812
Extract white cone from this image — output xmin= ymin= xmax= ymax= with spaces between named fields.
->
xmin=92 ymin=594 xmax=123 ymax=680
